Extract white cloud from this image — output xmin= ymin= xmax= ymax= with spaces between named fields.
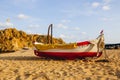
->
xmin=59 ymin=34 xmax=66 ymax=38
xmin=61 ymin=20 xmax=71 ymax=23
xmin=26 ymin=30 xmax=32 ymax=34
xmin=5 ymin=22 xmax=14 ymax=27
xmin=74 ymin=27 xmax=80 ymax=31
xmin=17 ymin=14 xmax=29 ymax=19
xmin=103 ymin=0 xmax=111 ymax=4
xmin=92 ymin=2 xmax=100 ymax=8
xmin=59 ymin=34 xmax=75 ymax=40
xmin=28 ymin=24 xmax=40 ymax=28
xmin=102 ymin=5 xmax=110 ymax=10
xmin=57 ymin=23 xmax=68 ymax=29
xmin=102 ymin=0 xmax=111 ymax=11
xmin=0 ymin=22 xmax=3 ymax=26
xmin=91 ymin=0 xmax=112 ymax=11
xmin=59 ymin=33 xmax=89 ymax=42
xmin=81 ymin=32 xmax=87 ymax=35
xmin=101 ymin=17 xmax=112 ymax=21
xmin=0 ymin=22 xmax=14 ymax=29
xmin=25 ymin=29 xmax=37 ymax=34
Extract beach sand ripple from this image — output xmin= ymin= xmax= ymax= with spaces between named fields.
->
xmin=0 ymin=49 xmax=120 ymax=80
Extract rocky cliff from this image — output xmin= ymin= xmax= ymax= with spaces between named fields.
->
xmin=0 ymin=28 xmax=65 ymax=52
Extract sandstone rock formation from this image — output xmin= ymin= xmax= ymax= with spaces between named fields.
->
xmin=0 ymin=28 xmax=65 ymax=52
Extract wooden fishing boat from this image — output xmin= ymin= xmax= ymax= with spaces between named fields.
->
xmin=33 ymin=24 xmax=105 ymax=59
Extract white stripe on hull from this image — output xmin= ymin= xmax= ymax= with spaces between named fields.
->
xmin=37 ymin=44 xmax=98 ymax=52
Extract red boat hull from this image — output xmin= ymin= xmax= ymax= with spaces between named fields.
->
xmin=34 ymin=50 xmax=102 ymax=60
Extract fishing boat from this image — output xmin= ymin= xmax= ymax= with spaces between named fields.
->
xmin=33 ymin=24 xmax=105 ymax=59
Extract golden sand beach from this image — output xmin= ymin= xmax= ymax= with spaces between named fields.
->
xmin=0 ymin=49 xmax=120 ymax=80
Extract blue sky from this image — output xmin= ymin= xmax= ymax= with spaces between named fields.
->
xmin=0 ymin=0 xmax=120 ymax=43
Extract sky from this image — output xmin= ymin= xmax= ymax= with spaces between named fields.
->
xmin=0 ymin=0 xmax=120 ymax=43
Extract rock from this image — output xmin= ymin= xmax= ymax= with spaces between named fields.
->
xmin=0 ymin=28 xmax=65 ymax=52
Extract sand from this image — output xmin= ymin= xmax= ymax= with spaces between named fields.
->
xmin=0 ymin=49 xmax=120 ymax=80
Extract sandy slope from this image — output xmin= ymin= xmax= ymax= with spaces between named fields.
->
xmin=0 ymin=49 xmax=120 ymax=80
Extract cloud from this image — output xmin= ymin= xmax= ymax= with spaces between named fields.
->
xmin=103 ymin=0 xmax=111 ymax=4
xmin=59 ymin=34 xmax=74 ymax=42
xmin=91 ymin=0 xmax=111 ymax=11
xmin=101 ymin=17 xmax=112 ymax=21
xmin=59 ymin=34 xmax=66 ymax=38
xmin=59 ymin=34 xmax=75 ymax=40
xmin=25 ymin=30 xmax=32 ymax=34
xmin=25 ymin=29 xmax=37 ymax=34
xmin=17 ymin=14 xmax=29 ymax=19
xmin=0 ymin=22 xmax=14 ymax=29
xmin=5 ymin=22 xmax=14 ymax=27
xmin=28 ymin=24 xmax=40 ymax=28
xmin=102 ymin=0 xmax=111 ymax=11
xmin=92 ymin=2 xmax=100 ymax=8
xmin=102 ymin=5 xmax=110 ymax=10
xmin=74 ymin=27 xmax=80 ymax=31
xmin=59 ymin=32 xmax=89 ymax=42
xmin=56 ymin=23 xmax=68 ymax=29
xmin=61 ymin=20 xmax=71 ymax=23
xmin=81 ymin=32 xmax=87 ymax=35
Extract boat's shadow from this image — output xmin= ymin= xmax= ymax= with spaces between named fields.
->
xmin=0 ymin=56 xmax=110 ymax=62
xmin=0 ymin=56 xmax=71 ymax=61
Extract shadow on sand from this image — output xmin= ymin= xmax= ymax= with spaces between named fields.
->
xmin=95 ymin=59 xmax=109 ymax=62
xmin=0 ymin=56 xmax=69 ymax=61
xmin=0 ymin=56 xmax=110 ymax=63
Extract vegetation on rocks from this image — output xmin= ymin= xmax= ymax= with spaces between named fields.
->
xmin=0 ymin=28 xmax=65 ymax=52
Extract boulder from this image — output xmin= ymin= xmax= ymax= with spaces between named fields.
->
xmin=0 ymin=28 xmax=65 ymax=52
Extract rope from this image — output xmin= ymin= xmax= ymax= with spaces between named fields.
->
xmin=96 ymin=34 xmax=110 ymax=61
xmin=103 ymin=49 xmax=109 ymax=60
